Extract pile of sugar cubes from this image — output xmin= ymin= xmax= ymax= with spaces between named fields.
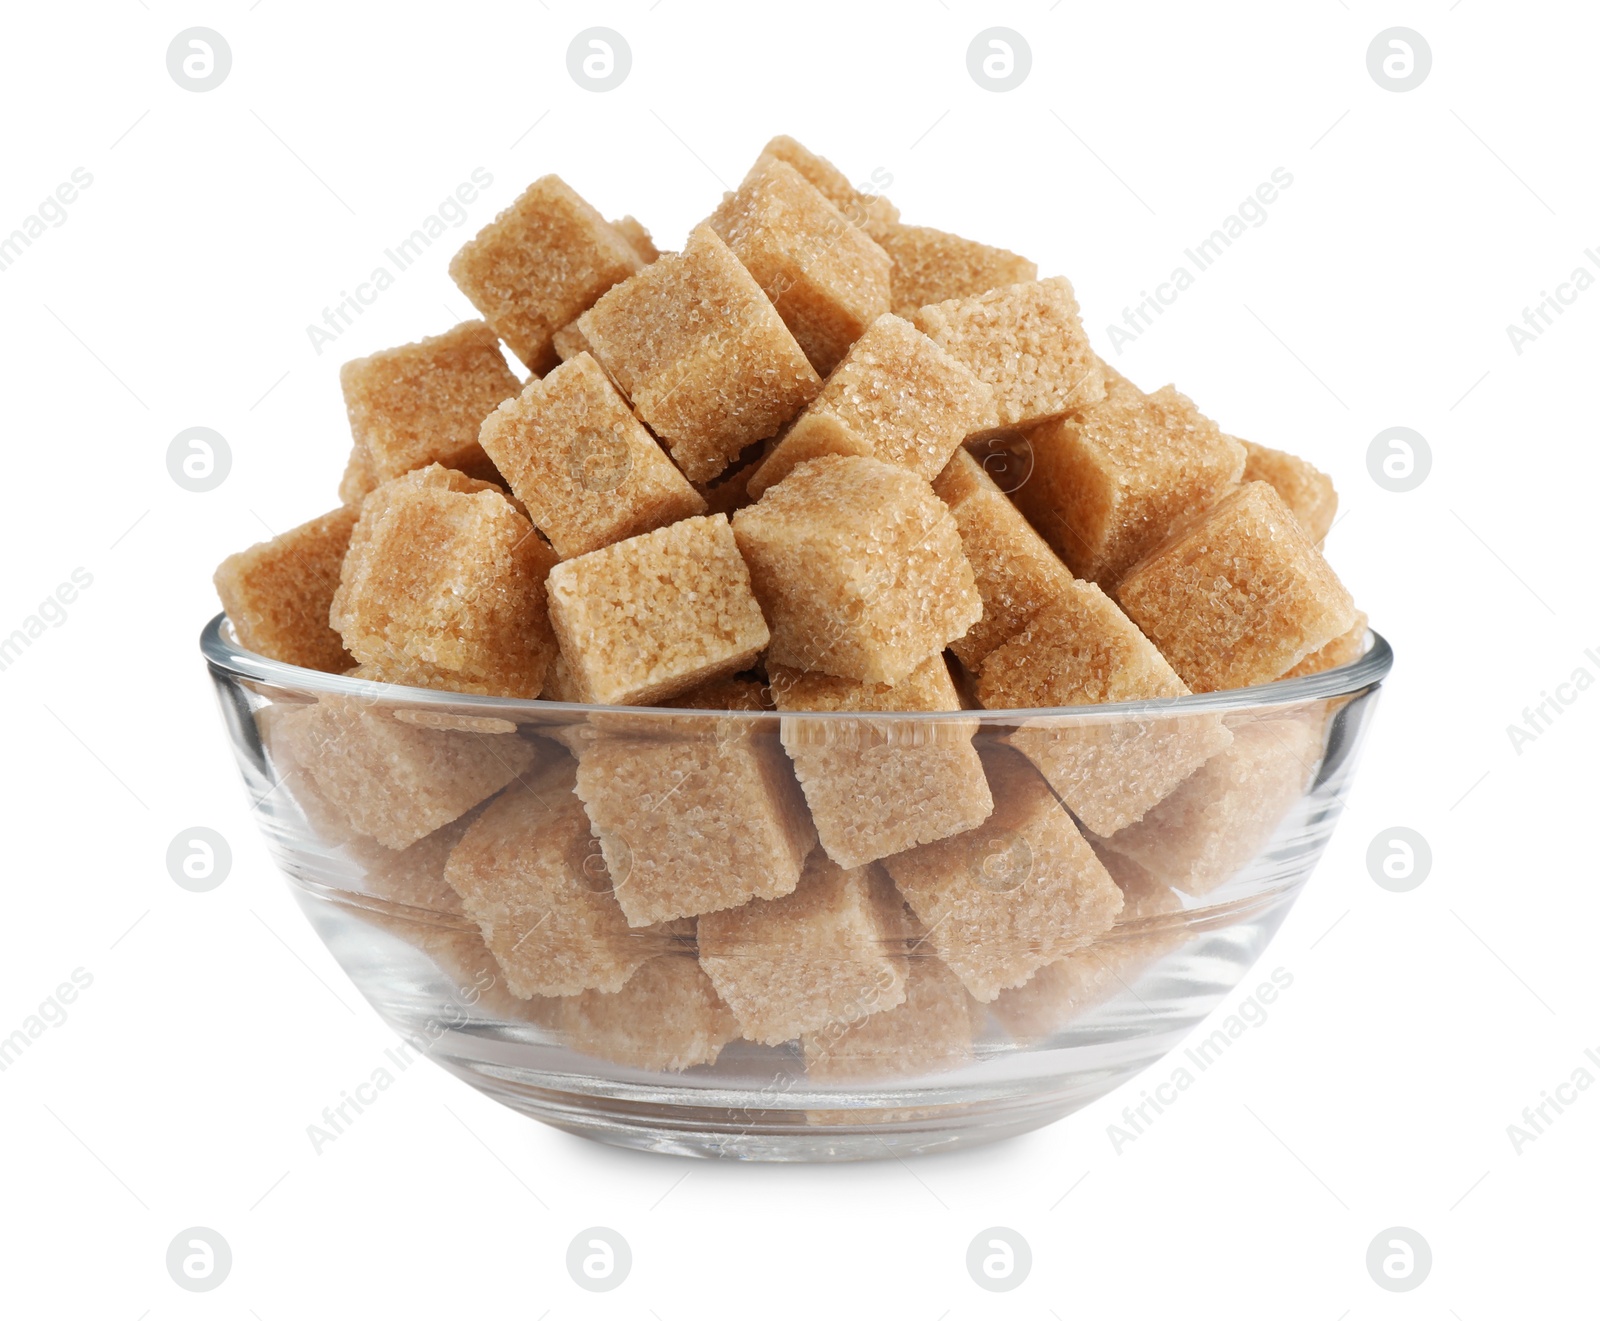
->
xmin=215 ymin=136 xmax=1362 ymax=1078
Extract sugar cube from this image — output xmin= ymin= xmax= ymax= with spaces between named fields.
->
xmin=338 ymin=321 xmax=520 ymax=491
xmin=707 ymin=157 xmax=892 ymax=374
xmin=1010 ymin=373 xmax=1246 ymax=588
xmin=578 ymin=224 xmax=822 ymax=481
xmin=551 ymin=319 xmax=594 ymax=364
xmin=882 ymin=745 xmax=1123 ymax=1001
xmin=977 ymin=575 xmax=1188 ymax=710
xmin=545 ymin=513 xmax=769 ymax=705
xmin=255 ymin=702 xmax=366 ymax=846
xmin=753 ymin=135 xmax=899 ymax=239
xmin=698 ymin=854 xmax=909 ymax=1045
xmin=338 ymin=442 xmax=376 ymax=506
xmin=732 ymin=455 xmax=981 ymax=684
xmin=990 ymin=847 xmax=1186 ymax=1040
xmin=1284 ymin=610 xmax=1368 ymax=677
xmin=932 ymin=448 xmax=1075 ymax=669
xmin=541 ymin=648 xmax=580 ymax=703
xmin=746 ymin=313 xmax=998 ymax=498
xmin=345 ymin=810 xmax=545 ymax=1019
xmin=978 ymin=581 xmax=1230 ymax=835
xmin=214 ymin=506 xmax=357 ymax=672
xmin=804 ymin=953 xmax=982 ymax=1081
xmin=1115 ymin=481 xmax=1357 ymax=691
xmin=1242 ymin=440 xmax=1338 ymax=544
xmin=570 ymin=721 xmax=815 ymax=926
xmin=556 ymin=953 xmax=740 ymax=1072
xmin=331 ymin=469 xmax=560 ymax=697
xmin=357 ymin=808 xmax=480 ymax=910
xmin=667 ymin=675 xmax=772 ymax=711
xmin=1096 ymin=714 xmax=1323 ymax=894
xmin=910 ymin=278 xmax=1105 ymax=427
xmin=443 ymin=756 xmax=670 ymax=997
xmin=610 ymin=215 xmax=660 ymax=264
xmin=770 ymin=654 xmax=992 ymax=869
xmin=877 ymin=223 xmax=1037 ymax=316
xmin=478 ymin=352 xmax=706 ymax=559
xmin=449 ymin=175 xmax=642 ymax=373
xmin=346 ymin=656 xmax=513 ymax=699
xmin=269 ymin=695 xmax=539 ymax=850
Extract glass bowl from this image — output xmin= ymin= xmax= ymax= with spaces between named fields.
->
xmin=200 ymin=613 xmax=1392 ymax=1161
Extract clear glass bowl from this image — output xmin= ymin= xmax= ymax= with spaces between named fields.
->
xmin=200 ymin=613 xmax=1392 ymax=1161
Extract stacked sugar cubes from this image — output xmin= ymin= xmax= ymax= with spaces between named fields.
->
xmin=215 ymin=135 xmax=1361 ymax=1077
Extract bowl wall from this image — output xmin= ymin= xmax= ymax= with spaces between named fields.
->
xmin=203 ymin=615 xmax=1390 ymax=1160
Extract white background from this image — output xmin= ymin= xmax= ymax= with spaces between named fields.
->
xmin=1 ymin=1 xmax=1595 ymax=1315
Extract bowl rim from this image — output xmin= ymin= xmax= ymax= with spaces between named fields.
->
xmin=200 ymin=612 xmax=1394 ymax=721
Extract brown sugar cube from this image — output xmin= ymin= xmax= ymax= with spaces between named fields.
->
xmin=570 ymin=721 xmax=815 ymax=926
xmin=1115 ymin=481 xmax=1358 ymax=692
xmin=556 ymin=953 xmax=740 ymax=1072
xmin=1096 ymin=714 xmax=1323 ymax=895
xmin=338 ymin=443 xmax=376 ymax=506
xmin=979 ymin=582 xmax=1231 ymax=835
xmin=345 ymin=810 xmax=549 ymax=1020
xmin=610 ymin=215 xmax=660 ymax=264
xmin=976 ymin=573 xmax=1186 ymax=712
xmin=753 ymin=134 xmax=899 ymax=239
xmin=1011 ymin=375 xmax=1247 ymax=589
xmin=338 ymin=321 xmax=521 ymax=489
xmin=877 ymin=223 xmax=1037 ymax=317
xmin=541 ymin=648 xmax=580 ymax=703
xmin=698 ymin=854 xmax=909 ymax=1045
xmin=351 ymin=806 xmax=482 ymax=909
xmin=337 ymin=435 xmax=505 ymax=510
xmin=545 ymin=514 xmax=769 ymax=705
xmin=449 ymin=175 xmax=642 ymax=374
xmin=255 ymin=702 xmax=366 ymax=846
xmin=1242 ymin=440 xmax=1338 ymax=544
xmin=214 ymin=506 xmax=358 ymax=672
xmin=804 ymin=953 xmax=982 ymax=1081
xmin=746 ymin=314 xmax=998 ymax=498
xmin=932 ymin=448 xmax=1076 ymax=669
xmin=706 ymin=157 xmax=892 ymax=375
xmin=443 ymin=757 xmax=658 ymax=997
xmin=478 ymin=352 xmax=706 ymax=559
xmin=578 ymin=224 xmax=823 ymax=481
xmin=990 ymin=848 xmax=1186 ymax=1040
xmin=910 ymin=278 xmax=1105 ymax=428
xmin=376 ymin=918 xmax=540 ymax=1022
xmin=383 ymin=810 xmax=487 ymax=893
xmin=882 ymin=745 xmax=1124 ymax=1001
xmin=331 ymin=471 xmax=559 ymax=698
xmin=269 ymin=695 xmax=539 ymax=850
xmin=551 ymin=320 xmax=593 ymax=364
xmin=666 ymin=675 xmax=772 ymax=711
xmin=353 ymin=897 xmax=551 ymax=1022
xmin=1006 ymin=706 xmax=1233 ymax=838
xmin=732 ymin=456 xmax=981 ymax=684
xmin=336 ymin=464 xmax=543 ymax=602
xmin=572 ymin=673 xmax=770 ymax=738
xmin=1284 ymin=610 xmax=1368 ymax=678
xmin=347 ymin=656 xmax=514 ymax=699
xmin=770 ymin=655 xmax=992 ymax=869
xmin=333 ymin=461 xmax=521 ymax=606
xmin=388 ymin=708 xmax=518 ymax=736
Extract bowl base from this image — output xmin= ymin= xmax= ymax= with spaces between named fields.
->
xmin=443 ymin=1061 xmax=1079 ymax=1161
